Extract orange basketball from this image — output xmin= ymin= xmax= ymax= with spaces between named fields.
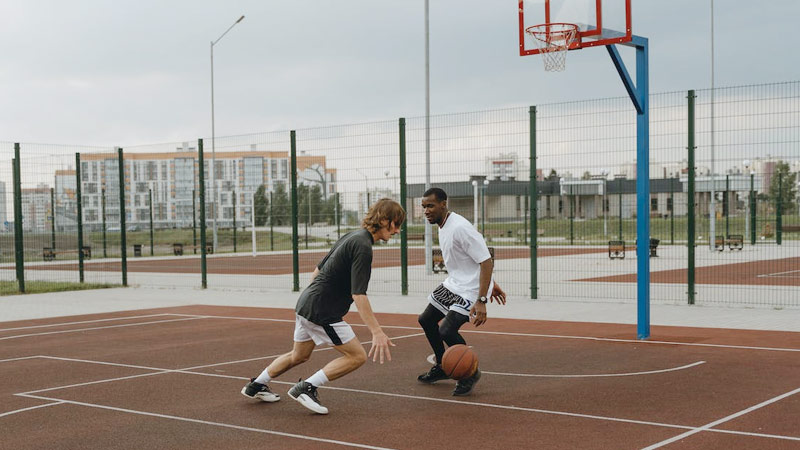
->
xmin=441 ymin=344 xmax=478 ymax=380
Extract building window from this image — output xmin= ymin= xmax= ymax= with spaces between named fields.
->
xmin=667 ymin=197 xmax=673 ymax=211
xmin=651 ymin=198 xmax=658 ymax=212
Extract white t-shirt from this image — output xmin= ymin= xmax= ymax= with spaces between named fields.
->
xmin=438 ymin=212 xmax=494 ymax=301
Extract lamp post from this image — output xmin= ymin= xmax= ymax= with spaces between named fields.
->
xmin=210 ymin=14 xmax=245 ymax=252
xmin=355 ymin=168 xmax=369 ymax=213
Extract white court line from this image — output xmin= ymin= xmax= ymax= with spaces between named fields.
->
xmin=0 ymin=401 xmax=65 ymax=418
xmin=15 ymin=352 xmax=800 ymax=444
xmin=0 ymin=313 xmax=177 ymax=332
xmin=757 ymin=269 xmax=800 ymax=278
xmin=424 ymin=353 xmax=707 ymax=378
xmin=16 ymin=394 xmax=395 ymax=450
xmin=18 ymin=332 xmax=427 ymax=395
xmin=0 ymin=355 xmax=41 ymax=363
xmin=169 ymin=313 xmax=419 ymax=330
xmin=465 ymin=330 xmax=800 ymax=353
xmin=641 ymin=386 xmax=800 ymax=449
xmin=0 ymin=317 xmax=206 ymax=341
xmin=171 ymin=313 xmax=800 ymax=353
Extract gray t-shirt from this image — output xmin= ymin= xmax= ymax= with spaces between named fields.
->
xmin=295 ymin=228 xmax=374 ymax=325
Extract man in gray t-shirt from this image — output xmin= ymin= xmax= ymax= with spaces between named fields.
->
xmin=241 ymin=199 xmax=406 ymax=415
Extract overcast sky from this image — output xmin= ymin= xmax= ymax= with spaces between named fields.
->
xmin=1 ymin=0 xmax=798 ymax=147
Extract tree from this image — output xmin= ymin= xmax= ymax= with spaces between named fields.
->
xmin=253 ymin=185 xmax=268 ymax=226
xmin=271 ymin=182 xmax=290 ymax=225
xmin=581 ymin=171 xmax=592 ymax=180
xmin=769 ymin=161 xmax=798 ymax=215
xmin=545 ymin=169 xmax=559 ymax=181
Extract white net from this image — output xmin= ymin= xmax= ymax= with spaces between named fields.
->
xmin=526 ymin=23 xmax=579 ymax=72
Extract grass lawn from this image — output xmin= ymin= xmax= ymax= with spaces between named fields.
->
xmin=0 ymin=280 xmax=121 ymax=296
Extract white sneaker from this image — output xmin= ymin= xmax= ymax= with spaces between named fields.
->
xmin=241 ymin=378 xmax=280 ymax=402
xmin=288 ymin=380 xmax=329 ymax=414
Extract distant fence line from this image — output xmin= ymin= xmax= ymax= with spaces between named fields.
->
xmin=1 ymin=81 xmax=799 ymax=307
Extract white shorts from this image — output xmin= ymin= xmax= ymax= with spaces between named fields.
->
xmin=428 ymin=284 xmax=472 ymax=317
xmin=293 ymin=314 xmax=356 ymax=347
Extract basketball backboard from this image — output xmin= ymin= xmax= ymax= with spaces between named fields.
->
xmin=518 ymin=0 xmax=632 ymax=56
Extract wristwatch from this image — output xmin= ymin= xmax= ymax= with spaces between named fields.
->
xmin=477 ymin=296 xmax=488 ymax=304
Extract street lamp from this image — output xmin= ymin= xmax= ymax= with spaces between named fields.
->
xmin=355 ymin=168 xmax=369 ymax=213
xmin=210 ymin=14 xmax=245 ymax=252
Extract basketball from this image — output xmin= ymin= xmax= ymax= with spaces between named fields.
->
xmin=441 ymin=344 xmax=478 ymax=380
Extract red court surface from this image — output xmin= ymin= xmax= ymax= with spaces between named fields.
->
xmin=2 ymin=306 xmax=799 ymax=449
xmin=578 ymin=256 xmax=800 ymax=287
xmin=23 ymin=247 xmax=605 ymax=274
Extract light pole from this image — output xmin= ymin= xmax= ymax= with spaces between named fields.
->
xmin=355 ymin=168 xmax=369 ymax=213
xmin=210 ymin=14 xmax=245 ymax=252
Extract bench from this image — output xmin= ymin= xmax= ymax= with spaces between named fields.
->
xmin=431 ymin=247 xmax=495 ymax=274
xmin=608 ymin=240 xmax=625 ymax=260
xmin=483 ymin=229 xmax=506 ymax=241
xmin=635 ymin=238 xmax=660 ymax=257
xmin=727 ymin=234 xmax=743 ymax=251
xmin=714 ymin=236 xmax=725 ymax=252
xmin=407 ymin=233 xmax=425 ymax=241
xmin=782 ymin=225 xmax=800 ymax=233
xmin=42 ymin=246 xmax=92 ymax=262
xmin=173 ymin=243 xmax=184 ymax=256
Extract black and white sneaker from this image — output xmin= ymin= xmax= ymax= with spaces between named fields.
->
xmin=288 ymin=380 xmax=328 ymax=414
xmin=452 ymin=368 xmax=481 ymax=396
xmin=241 ymin=378 xmax=280 ymax=402
xmin=417 ymin=364 xmax=449 ymax=384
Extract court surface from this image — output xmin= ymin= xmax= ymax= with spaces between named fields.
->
xmin=2 ymin=305 xmax=798 ymax=449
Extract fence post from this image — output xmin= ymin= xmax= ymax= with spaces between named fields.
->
xmin=101 ymin=188 xmax=107 ymax=258
xmin=12 ymin=144 xmax=24 ymax=293
xmin=149 ymin=189 xmax=154 ymax=256
xmin=399 ymin=117 xmax=408 ymax=295
xmin=233 ymin=190 xmax=237 ymax=253
xmin=198 ymin=139 xmax=207 ymax=289
xmin=192 ymin=189 xmax=197 ymax=254
xmin=776 ymin=173 xmax=783 ymax=245
xmin=670 ymin=179 xmax=675 ymax=245
xmin=118 ymin=147 xmax=128 ymax=286
xmin=529 ymin=106 xmax=538 ymax=299
xmin=269 ymin=191 xmax=274 ymax=251
xmin=50 ymin=187 xmax=57 ymax=251
xmin=75 ymin=153 xmax=85 ymax=283
xmin=687 ymin=90 xmax=696 ymax=305
xmin=750 ymin=173 xmax=756 ymax=245
xmin=290 ymin=130 xmax=300 ymax=292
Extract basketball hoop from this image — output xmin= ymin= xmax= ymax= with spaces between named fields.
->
xmin=525 ymin=23 xmax=579 ymax=72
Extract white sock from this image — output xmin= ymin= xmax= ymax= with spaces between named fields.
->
xmin=306 ymin=369 xmax=329 ymax=388
xmin=254 ymin=367 xmax=272 ymax=385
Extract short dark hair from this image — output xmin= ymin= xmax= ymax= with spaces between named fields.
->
xmin=423 ymin=187 xmax=447 ymax=202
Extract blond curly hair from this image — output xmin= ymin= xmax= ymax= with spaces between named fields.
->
xmin=362 ymin=198 xmax=406 ymax=233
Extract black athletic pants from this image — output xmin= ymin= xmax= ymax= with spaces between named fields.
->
xmin=418 ymin=303 xmax=469 ymax=365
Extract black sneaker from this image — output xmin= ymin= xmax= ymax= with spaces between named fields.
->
xmin=417 ymin=364 xmax=449 ymax=384
xmin=241 ymin=378 xmax=280 ymax=402
xmin=452 ymin=368 xmax=481 ymax=396
xmin=288 ymin=380 xmax=328 ymax=414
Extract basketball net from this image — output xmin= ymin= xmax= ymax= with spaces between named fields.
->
xmin=526 ymin=23 xmax=579 ymax=72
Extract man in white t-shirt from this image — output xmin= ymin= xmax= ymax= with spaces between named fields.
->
xmin=417 ymin=187 xmax=506 ymax=396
